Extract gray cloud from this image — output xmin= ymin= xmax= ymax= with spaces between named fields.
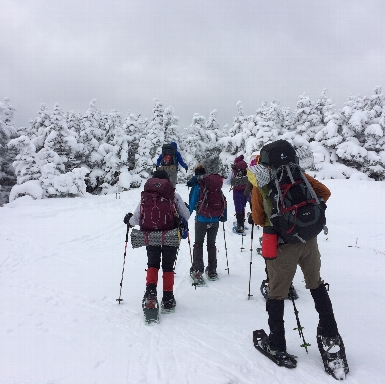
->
xmin=1 ymin=0 xmax=385 ymax=129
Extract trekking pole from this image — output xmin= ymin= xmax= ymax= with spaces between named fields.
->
xmin=248 ymin=223 xmax=254 ymax=299
xmin=222 ymin=222 xmax=229 ymax=274
xmin=187 ymin=230 xmax=193 ymax=264
xmin=289 ymin=285 xmax=311 ymax=353
xmin=241 ymin=230 xmax=245 ymax=252
xmin=116 ymin=225 xmax=130 ymax=304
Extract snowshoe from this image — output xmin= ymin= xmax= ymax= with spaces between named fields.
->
xmin=232 ymin=222 xmax=246 ymax=236
xmin=161 ymin=292 xmax=176 ymax=314
xmin=190 ymin=269 xmax=207 ymax=287
xmin=253 ymin=329 xmax=297 ymax=369
xmin=317 ymin=328 xmax=349 ymax=380
xmin=205 ymin=266 xmax=219 ymax=281
xmin=142 ymin=284 xmax=159 ymax=325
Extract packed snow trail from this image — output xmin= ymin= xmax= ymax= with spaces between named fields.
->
xmin=1 ymin=181 xmax=384 ymax=383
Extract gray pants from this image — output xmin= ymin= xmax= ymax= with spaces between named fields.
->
xmin=266 ymin=236 xmax=323 ymax=300
xmin=192 ymin=220 xmax=219 ymax=272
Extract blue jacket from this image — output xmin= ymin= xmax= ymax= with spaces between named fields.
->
xmin=189 ymin=184 xmax=227 ymax=223
xmin=156 ymin=142 xmax=187 ymax=170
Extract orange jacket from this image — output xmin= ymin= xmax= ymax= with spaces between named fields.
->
xmin=251 ymin=173 xmax=331 ymax=227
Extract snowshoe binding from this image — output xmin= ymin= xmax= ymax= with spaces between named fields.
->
xmin=253 ymin=329 xmax=297 ymax=369
xmin=161 ymin=292 xmax=176 ymax=314
xmin=142 ymin=284 xmax=159 ymax=325
xmin=232 ymin=222 xmax=246 ymax=236
xmin=190 ymin=269 xmax=207 ymax=288
xmin=317 ymin=328 xmax=349 ymax=380
xmin=205 ymin=266 xmax=219 ymax=281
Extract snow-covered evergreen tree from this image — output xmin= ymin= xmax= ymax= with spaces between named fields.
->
xmin=104 ymin=109 xmax=122 ymax=144
xmin=44 ymin=103 xmax=79 ymax=171
xmin=0 ymin=97 xmax=18 ymax=204
xmin=30 ymin=104 xmax=52 ymax=152
xmin=204 ymin=109 xmax=223 ymax=174
xmin=315 ymin=89 xmax=339 ymax=126
xmin=134 ymin=99 xmax=165 ymax=180
xmin=244 ymin=100 xmax=282 ymax=158
xmin=294 ymin=93 xmax=322 ymax=141
xmin=122 ymin=111 xmax=143 ymax=170
xmin=79 ymin=99 xmax=104 ymax=168
xmin=7 ymin=135 xmax=41 ymax=185
xmin=185 ymin=113 xmax=207 ymax=172
xmin=281 ymin=107 xmax=295 ymax=132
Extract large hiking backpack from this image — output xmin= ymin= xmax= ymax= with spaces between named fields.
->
xmin=139 ymin=178 xmax=178 ymax=231
xmin=161 ymin=143 xmax=177 ymax=166
xmin=259 ymin=140 xmax=326 ymax=244
xmin=230 ymin=159 xmax=248 ymax=189
xmin=196 ymin=174 xmax=227 ymax=218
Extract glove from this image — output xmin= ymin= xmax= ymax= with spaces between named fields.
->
xmin=123 ymin=212 xmax=133 ymax=225
xmin=184 ymin=202 xmax=190 ymax=210
xmin=185 ymin=166 xmax=188 ymax=173
xmin=323 ymin=225 xmax=328 ymax=235
xmin=248 ymin=213 xmax=254 ymax=225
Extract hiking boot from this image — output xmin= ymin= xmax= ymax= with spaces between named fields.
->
xmin=161 ymin=291 xmax=176 ymax=313
xmin=142 ymin=283 xmax=158 ymax=308
xmin=205 ymin=266 xmax=218 ymax=280
xmin=236 ymin=224 xmax=244 ymax=233
xmin=253 ymin=329 xmax=297 ymax=368
xmin=190 ymin=267 xmax=203 ymax=278
xmin=317 ymin=328 xmax=349 ymax=379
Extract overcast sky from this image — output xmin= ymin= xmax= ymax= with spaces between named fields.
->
xmin=1 ymin=0 xmax=385 ymax=130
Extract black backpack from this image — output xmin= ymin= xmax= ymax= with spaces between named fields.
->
xmin=161 ymin=143 xmax=177 ymax=166
xmin=260 ymin=140 xmax=326 ymax=244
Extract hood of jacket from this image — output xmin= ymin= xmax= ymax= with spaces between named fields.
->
xmin=171 ymin=141 xmax=177 ymax=150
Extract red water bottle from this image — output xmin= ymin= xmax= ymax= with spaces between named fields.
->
xmin=261 ymin=226 xmax=278 ymax=260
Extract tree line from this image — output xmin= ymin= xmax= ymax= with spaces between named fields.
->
xmin=0 ymin=87 xmax=384 ymax=205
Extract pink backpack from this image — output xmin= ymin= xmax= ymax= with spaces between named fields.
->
xmin=139 ymin=178 xmax=177 ymax=231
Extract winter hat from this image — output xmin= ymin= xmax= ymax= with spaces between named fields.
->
xmin=236 ymin=160 xmax=248 ymax=171
xmin=234 ymin=154 xmax=244 ymax=163
xmin=152 ymin=170 xmax=170 ymax=180
xmin=194 ymin=164 xmax=206 ymax=175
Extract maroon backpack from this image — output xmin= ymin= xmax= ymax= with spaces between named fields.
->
xmin=139 ymin=178 xmax=178 ymax=231
xmin=196 ymin=174 xmax=226 ymax=218
xmin=230 ymin=159 xmax=248 ymax=190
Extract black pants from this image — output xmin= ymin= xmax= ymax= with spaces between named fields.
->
xmin=192 ymin=220 xmax=219 ymax=271
xmin=146 ymin=245 xmax=178 ymax=272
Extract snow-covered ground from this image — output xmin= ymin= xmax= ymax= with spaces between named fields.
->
xmin=1 ymin=180 xmax=384 ymax=384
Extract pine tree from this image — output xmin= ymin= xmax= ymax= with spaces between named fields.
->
xmin=204 ymin=109 xmax=222 ymax=174
xmin=0 ymin=97 xmax=18 ymax=204
xmin=122 ymin=111 xmax=143 ymax=170
xmin=104 ymin=109 xmax=122 ymax=144
xmin=30 ymin=104 xmax=52 ymax=152
xmin=134 ymin=99 xmax=165 ymax=179
xmin=7 ymin=135 xmax=41 ymax=185
xmin=79 ymin=99 xmax=104 ymax=168
xmin=294 ymin=93 xmax=322 ymax=141
xmin=44 ymin=103 xmax=79 ymax=171
xmin=185 ymin=113 xmax=207 ymax=171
